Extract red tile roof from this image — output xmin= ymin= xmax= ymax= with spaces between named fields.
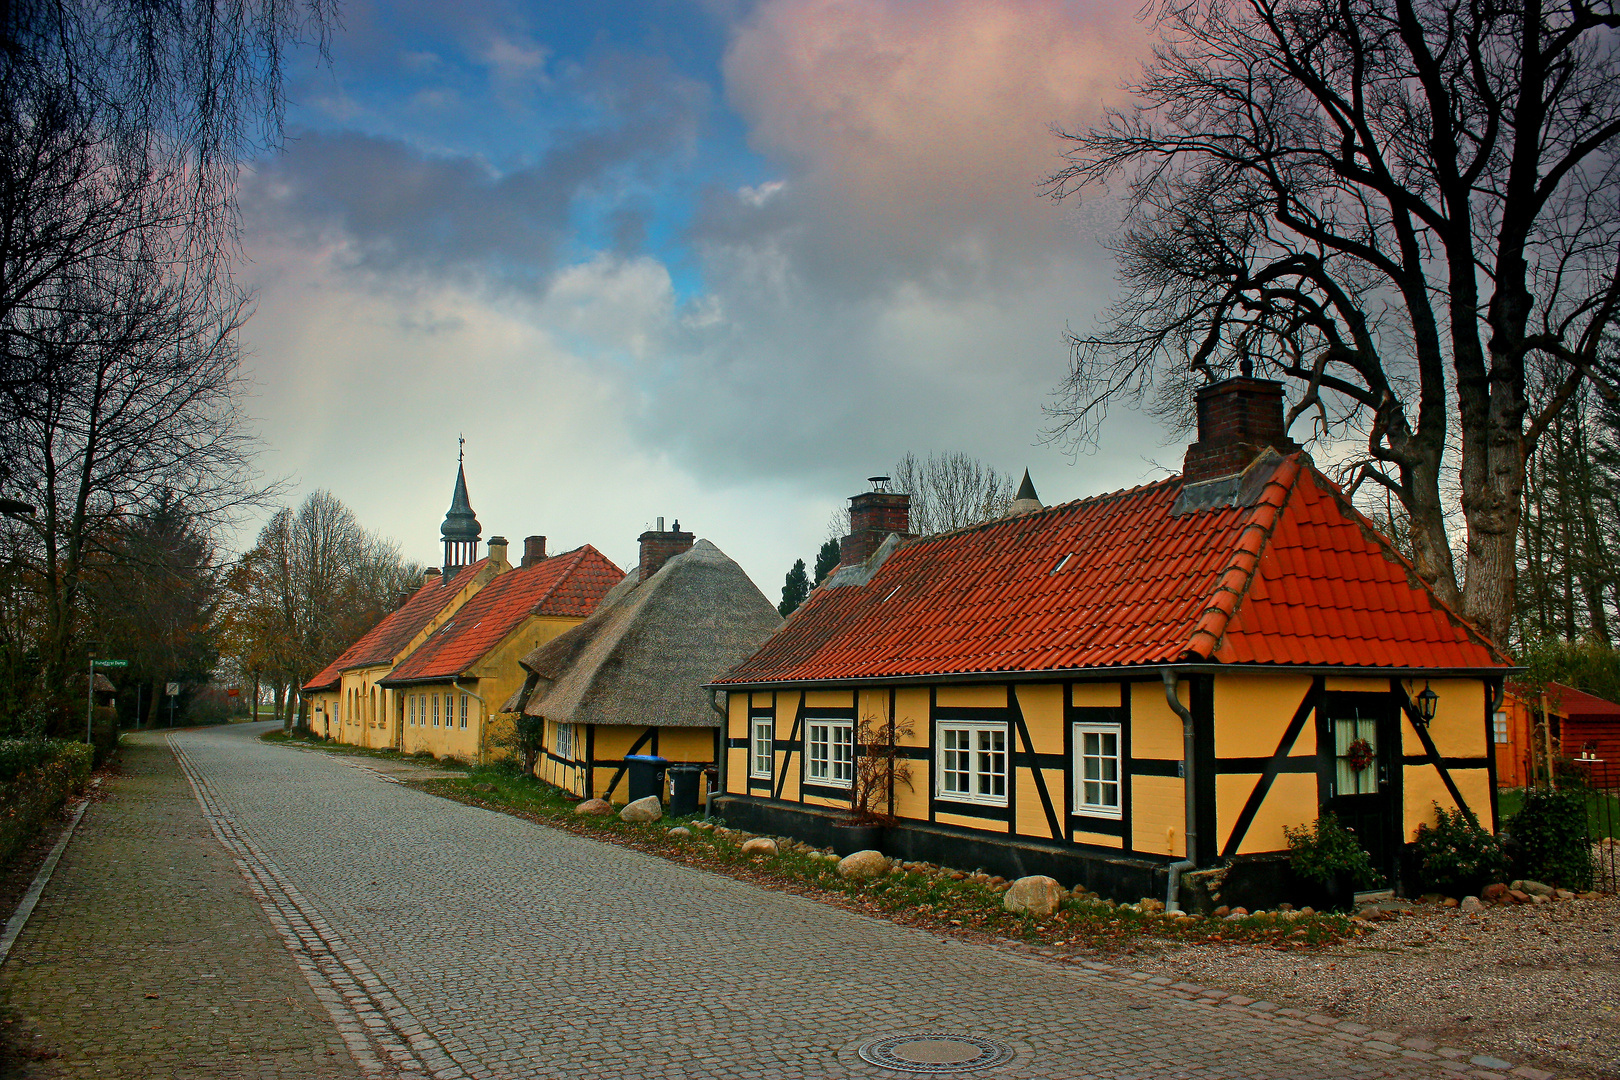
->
xmin=300 ymin=560 xmax=492 ymax=692
xmin=1509 ymin=681 xmax=1620 ymax=719
xmin=380 ymin=546 xmax=623 ymax=685
xmin=716 ymin=457 xmax=1510 ymax=686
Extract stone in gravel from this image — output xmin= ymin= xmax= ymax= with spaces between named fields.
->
xmin=837 ymin=850 xmax=891 ymax=879
xmin=1482 ymin=883 xmax=1509 ymax=903
xmin=618 ymin=796 xmax=662 ymax=823
xmin=1003 ymin=876 xmax=1063 ymax=917
xmin=575 ymin=798 xmax=613 ymax=816
xmin=1513 ymin=879 xmax=1553 ymax=897
xmin=1442 ymin=897 xmax=1458 ymax=908
xmin=1277 ymin=902 xmax=1294 ymax=911
xmin=1213 ymin=905 xmax=1231 ymax=917
xmin=692 ymin=820 xmax=714 ymax=830
xmin=1139 ymin=897 xmax=1165 ymax=913
xmin=1459 ymin=896 xmax=1483 ymax=912
xmin=1507 ymin=889 xmax=1530 ymax=904
xmin=1529 ymin=893 xmax=1548 ymax=904
xmin=740 ymin=837 xmax=778 ymax=857
xmin=667 ymin=826 xmax=692 ymax=837
xmin=1229 ymin=906 xmax=1249 ymax=917
xmin=1298 ymin=906 xmax=1315 ymax=916
xmin=1554 ymin=889 xmax=1574 ymax=900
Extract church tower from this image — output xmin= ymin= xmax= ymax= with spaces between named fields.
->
xmin=440 ymin=442 xmax=481 ymax=578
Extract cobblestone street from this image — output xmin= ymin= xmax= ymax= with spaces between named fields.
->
xmin=1 ymin=723 xmax=1530 ymax=1079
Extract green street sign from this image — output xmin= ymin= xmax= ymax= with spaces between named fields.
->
xmin=92 ymin=659 xmax=128 ymax=668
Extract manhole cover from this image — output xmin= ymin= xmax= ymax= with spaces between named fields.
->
xmin=857 ymin=1034 xmax=1015 ymax=1074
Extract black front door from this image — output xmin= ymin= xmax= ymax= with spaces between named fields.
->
xmin=1320 ymin=694 xmax=1399 ymax=883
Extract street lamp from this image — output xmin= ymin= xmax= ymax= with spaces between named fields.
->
xmin=84 ymin=640 xmax=102 ymax=746
xmin=1414 ymin=681 xmax=1439 ymax=728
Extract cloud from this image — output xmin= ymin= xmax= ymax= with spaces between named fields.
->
xmin=723 ymin=0 xmax=1140 ymax=245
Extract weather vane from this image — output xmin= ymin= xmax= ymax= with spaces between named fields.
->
xmin=458 ymin=433 xmax=465 ymax=464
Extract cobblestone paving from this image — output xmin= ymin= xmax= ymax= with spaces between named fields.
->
xmin=0 ymin=732 xmax=359 ymax=1079
xmin=170 ymin=723 xmax=1523 ymax=1080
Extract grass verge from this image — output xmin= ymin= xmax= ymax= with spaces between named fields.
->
xmin=417 ymin=766 xmax=1360 ymax=956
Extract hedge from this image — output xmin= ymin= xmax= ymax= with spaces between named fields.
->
xmin=0 ymin=739 xmax=93 ymax=872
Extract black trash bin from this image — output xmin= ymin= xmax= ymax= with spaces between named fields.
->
xmin=624 ymin=754 xmax=670 ymax=804
xmin=667 ymin=764 xmax=704 ymax=817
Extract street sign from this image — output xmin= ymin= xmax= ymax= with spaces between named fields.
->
xmin=93 ymin=659 xmax=128 ymax=668
xmin=165 ymin=682 xmax=179 ymax=696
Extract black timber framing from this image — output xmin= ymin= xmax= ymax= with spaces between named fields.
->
xmin=1219 ymin=676 xmax=1323 ymax=857
xmin=1390 ymin=679 xmax=1471 ymax=814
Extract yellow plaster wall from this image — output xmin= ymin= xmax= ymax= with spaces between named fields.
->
xmin=804 ymin=690 xmax=856 ymax=709
xmin=1234 ymin=772 xmax=1318 ymax=854
xmin=1214 ymin=675 xmax=1314 ymax=757
xmin=588 ymin=725 xmax=647 ymax=803
xmin=1073 ymin=829 xmax=1124 ymax=850
xmin=1014 ymin=685 xmax=1064 ymax=754
xmin=936 ymin=811 xmax=997 ymax=832
xmin=1399 ymin=679 xmax=1486 ymax=758
xmin=937 ymin=685 xmax=1007 ymax=709
xmin=1130 ymin=774 xmax=1185 ymax=856
xmin=307 ymin=691 xmax=339 ymax=738
xmin=1013 ymin=768 xmax=1064 ymax=840
xmin=1131 ymin=681 xmax=1185 ymax=761
xmin=1403 ymin=764 xmax=1492 ymax=839
xmin=1323 ymin=677 xmax=1390 ymax=694
xmin=1071 ymin=682 xmax=1122 ymax=708
xmin=775 ymin=691 xmax=803 ymax=802
xmin=398 ymin=683 xmax=484 ymax=762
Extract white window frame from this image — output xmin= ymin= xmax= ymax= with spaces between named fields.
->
xmin=432 ymin=695 xmax=440 ymax=727
xmin=555 ymin=722 xmax=574 ymax=760
xmin=408 ymin=696 xmax=416 ymax=727
xmin=460 ymin=693 xmax=469 ymax=730
xmin=805 ymin=718 xmax=854 ymax=788
xmin=750 ymin=716 xmax=774 ymax=779
xmin=935 ymin=721 xmax=1008 ymax=807
xmin=1493 ymin=710 xmax=1508 ymax=744
xmin=1072 ymin=722 xmax=1123 ymax=819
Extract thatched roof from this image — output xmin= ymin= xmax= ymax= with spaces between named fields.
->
xmin=503 ymin=539 xmax=781 ymax=727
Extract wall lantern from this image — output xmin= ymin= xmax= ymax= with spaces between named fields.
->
xmin=1415 ymin=681 xmax=1439 ymax=727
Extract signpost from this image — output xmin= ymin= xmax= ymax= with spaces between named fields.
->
xmin=86 ymin=657 xmax=127 ymax=745
xmin=166 ymin=683 xmax=179 ymax=728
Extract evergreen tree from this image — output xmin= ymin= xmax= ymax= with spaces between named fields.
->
xmin=779 ymin=559 xmax=810 ymax=617
xmin=813 ymin=539 xmax=840 ymax=586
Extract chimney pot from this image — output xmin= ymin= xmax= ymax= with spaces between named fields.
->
xmin=1181 ymin=375 xmax=1300 ymax=484
xmin=521 ymin=535 xmax=547 ymax=568
xmin=487 ymin=536 xmax=508 ymax=566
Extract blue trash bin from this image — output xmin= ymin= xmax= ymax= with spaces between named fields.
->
xmin=624 ymin=754 xmax=670 ymax=804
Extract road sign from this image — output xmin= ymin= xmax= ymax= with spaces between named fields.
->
xmin=93 ymin=658 xmax=128 ymax=668
xmin=165 ymin=682 xmax=179 ymax=696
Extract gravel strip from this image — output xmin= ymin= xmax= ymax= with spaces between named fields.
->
xmin=1124 ymin=895 xmax=1619 ymax=1079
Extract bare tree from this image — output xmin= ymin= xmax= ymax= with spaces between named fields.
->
xmin=891 ymin=452 xmax=1015 ymax=535
xmin=1046 ymin=0 xmax=1620 ymax=644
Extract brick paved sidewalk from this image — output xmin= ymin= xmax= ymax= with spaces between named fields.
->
xmin=0 ymin=733 xmax=359 ymax=1079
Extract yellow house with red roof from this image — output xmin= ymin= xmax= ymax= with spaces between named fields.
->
xmin=711 ymin=375 xmax=1516 ymax=908
xmin=379 ymin=543 xmax=622 ymax=763
xmin=302 ymin=462 xmax=506 ymax=748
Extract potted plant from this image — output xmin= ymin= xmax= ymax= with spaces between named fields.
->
xmin=831 ymin=713 xmax=915 ymax=856
xmin=1283 ymin=813 xmax=1384 ymax=911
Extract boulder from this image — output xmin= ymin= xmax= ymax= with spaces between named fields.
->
xmin=1555 ymin=889 xmax=1574 ymax=900
xmin=1442 ymin=897 xmax=1459 ymax=908
xmin=1481 ymin=883 xmax=1510 ymax=903
xmin=575 ymin=798 xmax=613 ymax=816
xmin=1507 ymin=889 xmax=1531 ymax=904
xmin=1517 ymin=880 xmax=1554 ymax=897
xmin=740 ymin=837 xmax=778 ymax=857
xmin=1212 ymin=905 xmax=1231 ymax=918
xmin=1002 ymin=876 xmax=1063 ymax=917
xmin=1138 ymin=897 xmax=1166 ymax=914
xmin=837 ymin=849 xmax=891 ymax=880
xmin=1459 ymin=895 xmax=1483 ymax=913
xmin=619 ymin=796 xmax=663 ymax=823
xmin=667 ymin=826 xmax=692 ymax=837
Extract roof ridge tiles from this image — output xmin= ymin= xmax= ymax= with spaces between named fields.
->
xmin=1181 ymin=455 xmax=1303 ymax=660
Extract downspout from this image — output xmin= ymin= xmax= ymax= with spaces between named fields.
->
xmin=1161 ymin=668 xmax=1198 ymax=913
xmin=708 ymin=689 xmax=728 ymax=819
xmin=454 ymin=679 xmax=488 ymax=768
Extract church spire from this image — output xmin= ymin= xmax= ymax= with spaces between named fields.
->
xmin=440 ymin=440 xmax=481 ymax=577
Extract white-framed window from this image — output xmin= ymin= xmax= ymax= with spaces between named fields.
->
xmin=408 ymin=696 xmax=416 ymax=727
xmin=1493 ymin=710 xmax=1509 ymax=744
xmin=805 ymin=719 xmax=854 ymax=787
xmin=432 ymin=695 xmax=440 ymax=727
xmin=750 ymin=716 xmax=774 ymax=779
xmin=555 ymin=722 xmax=574 ymax=760
xmin=459 ymin=694 xmax=469 ymax=729
xmin=1073 ymin=722 xmax=1122 ymax=818
xmin=937 ymin=722 xmax=1007 ymax=805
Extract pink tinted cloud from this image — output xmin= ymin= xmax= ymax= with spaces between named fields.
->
xmin=724 ymin=0 xmax=1145 ymax=240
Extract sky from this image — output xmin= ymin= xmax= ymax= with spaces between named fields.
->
xmin=236 ymin=0 xmax=1178 ymax=594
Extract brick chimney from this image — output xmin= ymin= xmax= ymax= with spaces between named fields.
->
xmin=638 ymin=517 xmax=694 ymax=582
xmin=487 ymin=536 xmax=508 ymax=566
xmin=1181 ymin=371 xmax=1301 ymax=484
xmin=521 ymin=535 xmax=547 ymax=568
xmin=841 ymin=477 xmax=912 ymax=566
